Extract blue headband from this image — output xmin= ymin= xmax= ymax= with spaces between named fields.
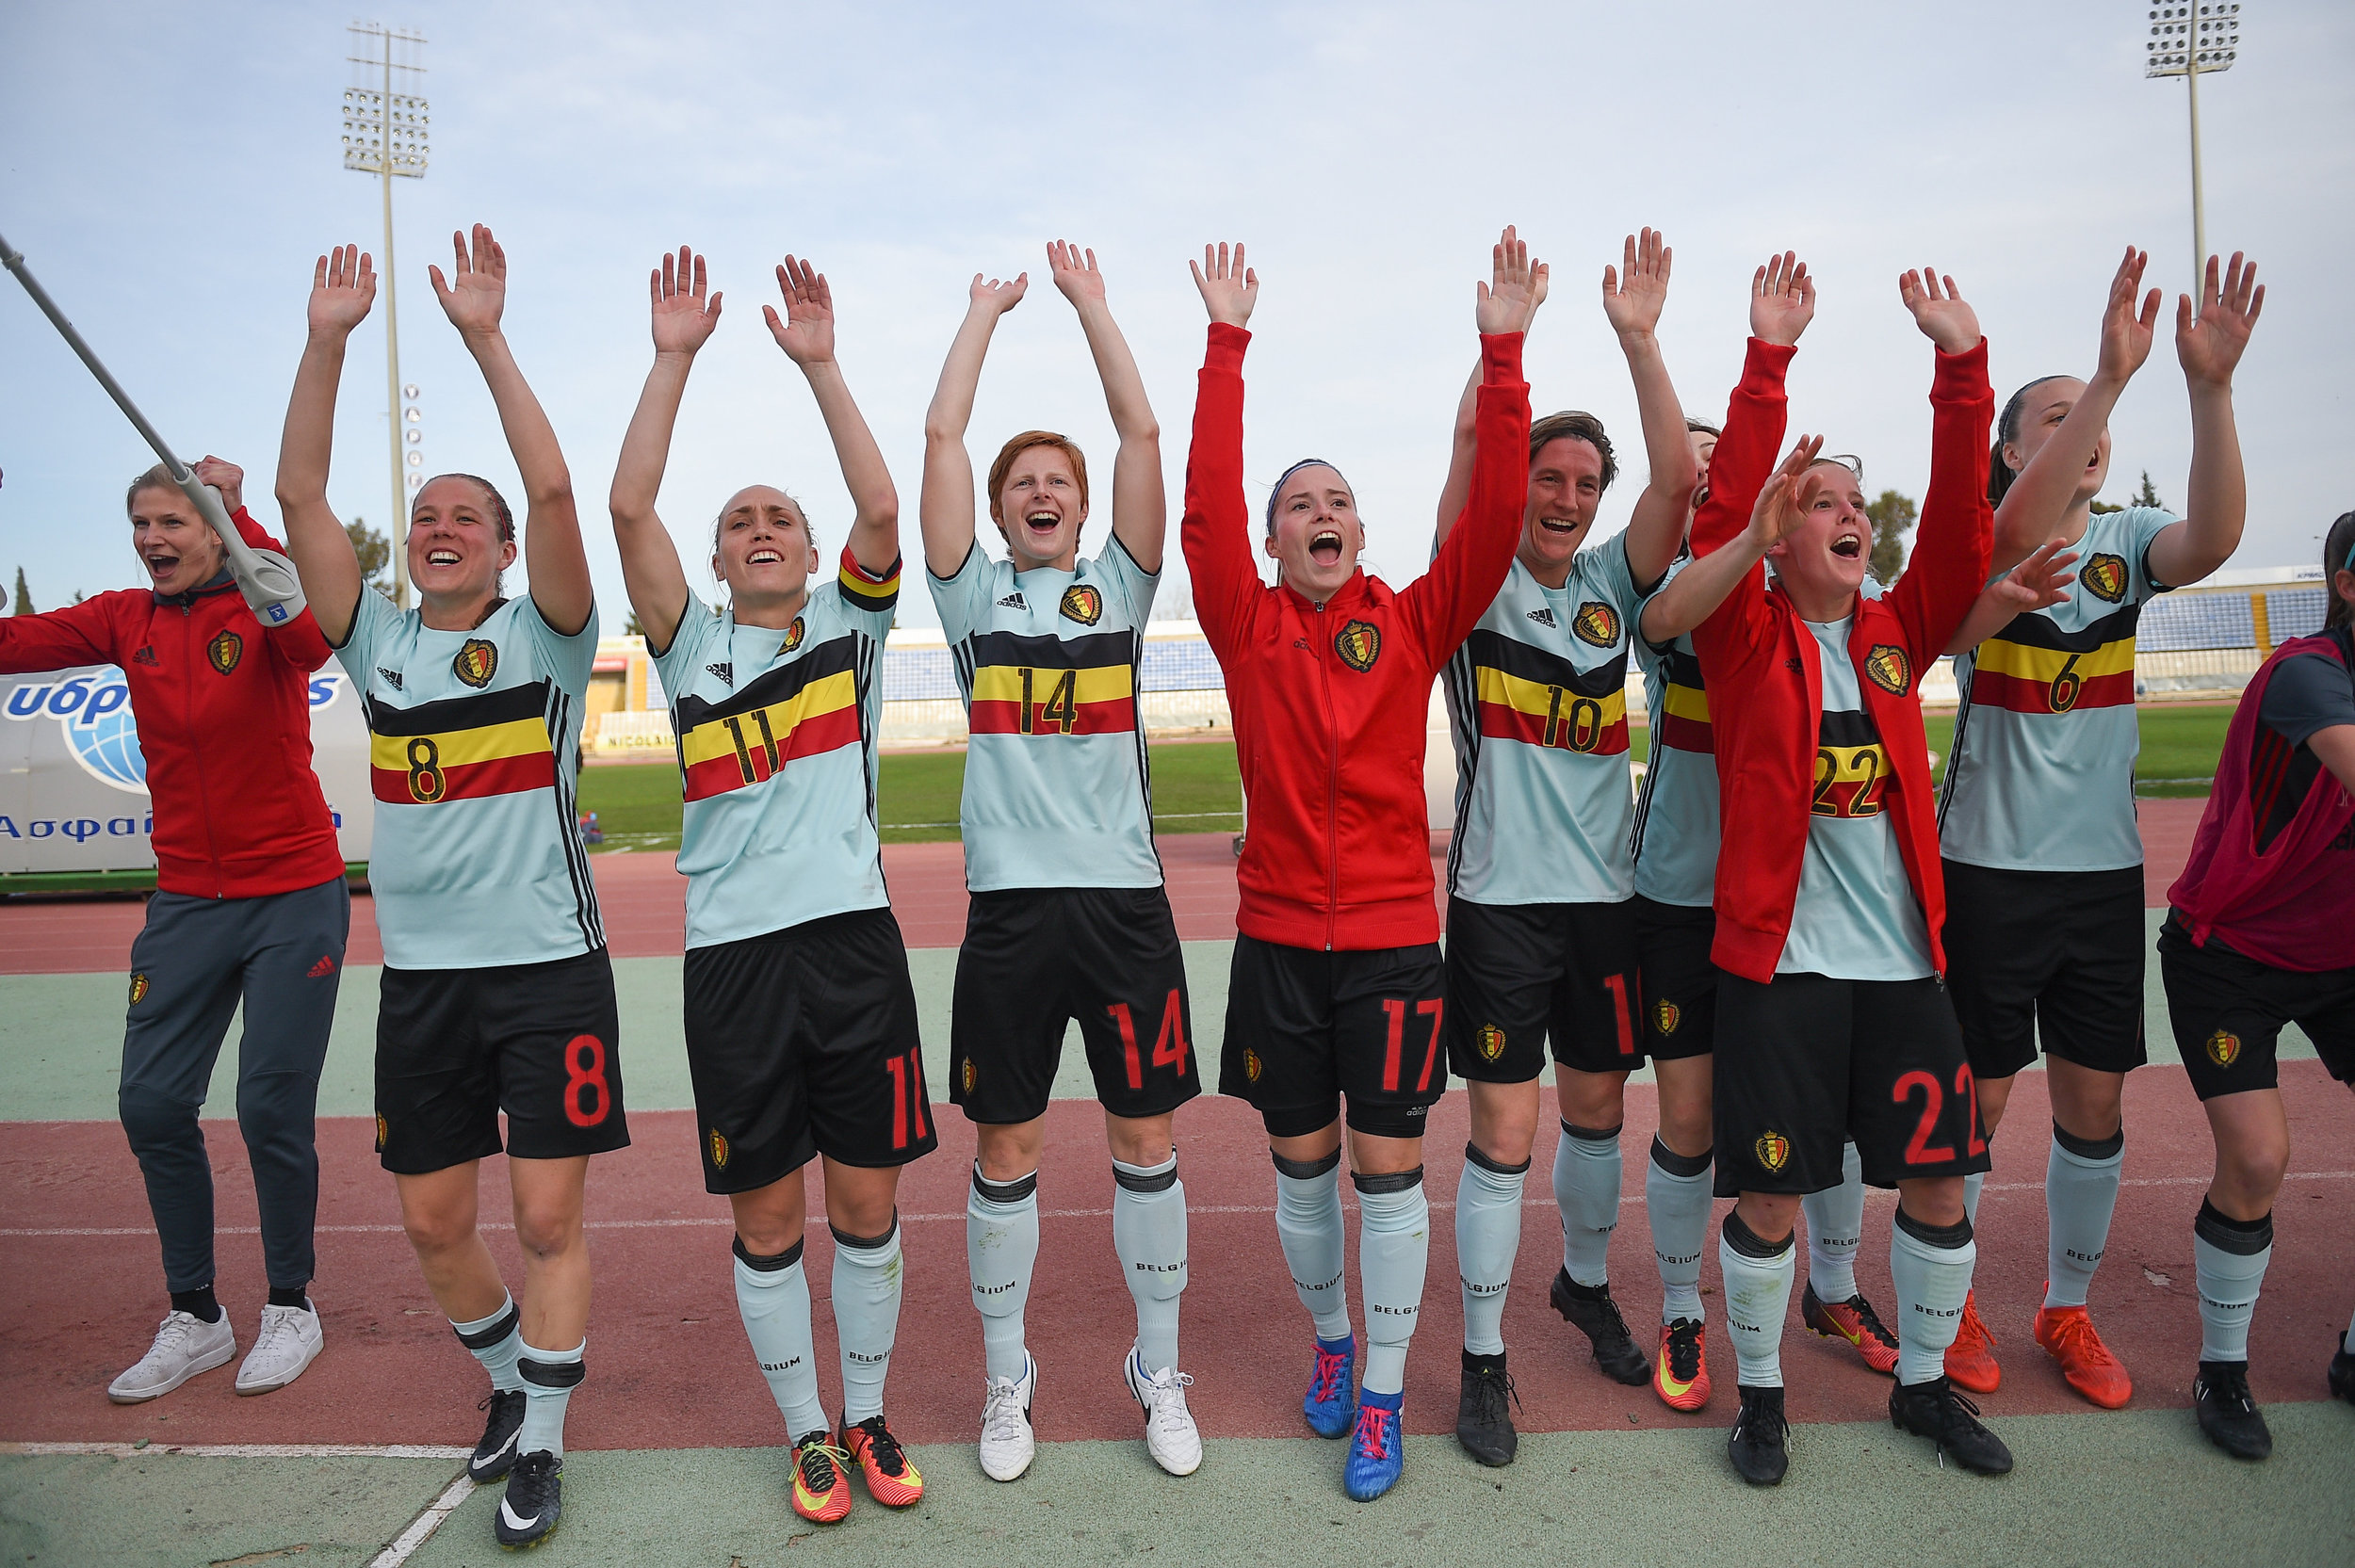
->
xmin=1265 ymin=458 xmax=1348 ymax=533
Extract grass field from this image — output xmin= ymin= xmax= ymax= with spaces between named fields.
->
xmin=578 ymin=704 xmax=2230 ymax=854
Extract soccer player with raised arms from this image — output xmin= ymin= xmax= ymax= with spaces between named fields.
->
xmin=1183 ymin=234 xmax=1535 ymax=1501
xmin=276 ymin=228 xmax=624 ymax=1550
xmin=919 ymin=241 xmax=1200 ymax=1483
xmin=608 ymin=247 xmax=934 ymax=1525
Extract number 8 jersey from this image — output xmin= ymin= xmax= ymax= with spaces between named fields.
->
xmin=335 ymin=590 xmax=603 ymax=969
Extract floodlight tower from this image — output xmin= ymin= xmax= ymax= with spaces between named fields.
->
xmin=343 ymin=23 xmax=429 ymax=606
xmin=2145 ymin=4 xmax=2241 ymax=314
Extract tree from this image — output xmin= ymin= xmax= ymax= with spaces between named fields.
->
xmin=1866 ymin=489 xmax=1918 ymax=587
xmin=623 ymin=608 xmax=645 ymax=639
xmin=2134 ymin=470 xmax=2166 ymax=510
xmin=11 ymin=567 xmax=29 ymax=616
xmin=346 ymin=516 xmax=391 ymax=591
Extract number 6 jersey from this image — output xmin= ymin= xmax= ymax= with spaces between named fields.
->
xmin=335 ymin=590 xmax=603 ymax=969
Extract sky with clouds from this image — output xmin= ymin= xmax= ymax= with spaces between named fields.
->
xmin=4 ymin=2 xmax=2349 ymax=624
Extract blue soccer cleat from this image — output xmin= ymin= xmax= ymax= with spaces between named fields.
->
xmin=1304 ymin=1333 xmax=1357 ymax=1438
xmin=1343 ymin=1388 xmax=1405 ymax=1501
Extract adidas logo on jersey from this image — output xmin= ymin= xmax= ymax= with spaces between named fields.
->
xmin=998 ymin=591 xmax=1029 ymax=610
xmin=1526 ymin=607 xmax=1558 ymax=628
xmin=133 ymin=645 xmax=160 ymax=667
xmin=377 ymin=667 xmax=405 ymax=690
xmin=706 ymin=662 xmax=734 ymax=687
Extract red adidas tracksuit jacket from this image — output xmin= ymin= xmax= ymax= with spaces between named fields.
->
xmin=1182 ymin=324 xmax=1530 ymax=950
xmin=0 ymin=509 xmax=346 ymax=898
xmin=1690 ymin=336 xmax=1993 ymax=982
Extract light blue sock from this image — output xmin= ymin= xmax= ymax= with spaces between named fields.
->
xmin=1646 ymin=1138 xmax=1712 ymax=1325
xmin=1553 ymin=1122 xmax=1622 ymax=1288
xmin=966 ymin=1166 xmax=1038 ymax=1383
xmin=2193 ymin=1204 xmax=2273 ymax=1364
xmin=1356 ymin=1169 xmax=1429 ymax=1398
xmin=1455 ymin=1147 xmax=1527 ymax=1357
xmin=1113 ymin=1154 xmax=1188 ymax=1375
xmin=832 ymin=1219 xmax=903 ymax=1426
xmin=2046 ymin=1127 xmax=2124 ymax=1309
xmin=1802 ymin=1141 xmax=1866 ymax=1301
xmin=1890 ymin=1211 xmax=1973 ymax=1387
xmin=1962 ymin=1169 xmax=1986 ymax=1228
xmin=449 ymin=1293 xmax=525 ymax=1394
xmin=516 ymin=1336 xmax=585 ymax=1459
xmin=1719 ymin=1215 xmax=1795 ymax=1388
xmin=735 ymin=1240 xmax=827 ymax=1441
xmin=1275 ymin=1153 xmax=1352 ymax=1342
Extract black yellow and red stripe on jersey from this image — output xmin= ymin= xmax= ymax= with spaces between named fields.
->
xmin=674 ymin=635 xmax=863 ymax=803
xmin=368 ymin=683 xmax=557 ymax=805
xmin=1466 ymin=628 xmax=1630 ymax=755
xmin=836 ymin=549 xmax=901 ymax=614
xmin=1811 ymin=709 xmax=1892 ymax=818
xmin=1967 ymin=605 xmax=2137 ymax=715
xmin=966 ymin=629 xmax=1140 ymax=737
xmin=1654 ymin=646 xmax=1713 ymax=754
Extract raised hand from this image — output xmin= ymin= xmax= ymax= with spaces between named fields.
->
xmin=1749 ymin=252 xmax=1814 ymax=347
xmin=306 ymin=244 xmax=376 ymax=336
xmin=1601 ymin=228 xmax=1669 ymax=342
xmin=650 ymin=246 xmax=723 ymax=358
xmin=1048 ymin=240 xmax=1107 ymax=308
xmin=1987 ymin=540 xmax=2081 ymax=614
xmin=1898 ymin=265 xmax=1980 ymax=354
xmin=429 ymin=223 xmax=508 ymax=339
xmin=1191 ymin=242 xmax=1258 ymax=328
xmin=191 ymin=455 xmax=244 ymax=513
xmin=2094 ymin=245 xmax=2161 ymax=386
xmin=1476 ymin=225 xmax=1545 ymax=336
xmin=1746 ymin=434 xmax=1826 ymax=550
xmin=2177 ymin=251 xmax=2264 ymax=388
xmin=968 ymin=270 xmax=1028 ymax=317
xmin=764 ymin=255 xmax=835 ymax=365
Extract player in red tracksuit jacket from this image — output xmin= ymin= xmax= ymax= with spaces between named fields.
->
xmin=0 ymin=457 xmax=349 ymax=1407
xmin=1688 ymin=265 xmax=2008 ymax=1485
xmin=1180 ymin=234 xmax=1535 ymax=1502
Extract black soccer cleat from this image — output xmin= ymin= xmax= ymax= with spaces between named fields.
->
xmin=1890 ymin=1375 xmax=2013 ymax=1475
xmin=1549 ymin=1269 xmax=1650 ymax=1386
xmin=494 ymin=1449 xmax=562 ymax=1549
xmin=2328 ymin=1334 xmax=2355 ymax=1407
xmin=2194 ymin=1361 xmax=2273 ymax=1461
xmin=1727 ymin=1384 xmax=1790 ymax=1486
xmin=469 ymin=1389 xmax=528 ymax=1484
xmin=1455 ymin=1350 xmax=1519 ymax=1467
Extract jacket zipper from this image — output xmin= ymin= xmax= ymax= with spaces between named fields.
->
xmin=1313 ymin=600 xmax=1338 ymax=950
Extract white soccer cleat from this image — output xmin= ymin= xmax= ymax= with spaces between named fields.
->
xmin=978 ymin=1352 xmax=1038 ymax=1481
xmin=236 ymin=1300 xmax=324 ymax=1395
xmin=108 ymin=1309 xmax=236 ymax=1403
xmin=1125 ymin=1347 xmax=1203 ymax=1478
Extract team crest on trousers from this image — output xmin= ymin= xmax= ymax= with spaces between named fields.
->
xmin=1864 ymin=643 xmax=1911 ymax=696
xmin=127 ymin=972 xmax=150 ymax=1007
xmin=2081 ymin=553 xmax=2129 ymax=605
xmin=960 ymin=1059 xmax=978 ymax=1094
xmin=374 ymin=1114 xmax=389 ymax=1153
xmin=1652 ymin=998 xmax=1681 ymax=1036
xmin=1476 ymin=1023 xmax=1506 ymax=1063
xmin=1335 ymin=620 xmax=1381 ymax=672
xmin=1060 ymin=585 xmax=1103 ymax=626
xmin=2205 ymin=1029 xmax=2241 ymax=1068
xmin=1572 ymin=602 xmax=1620 ymax=648
xmin=708 ymin=1128 xmax=730 ymax=1170
xmin=206 ymin=629 xmax=243 ymax=674
xmin=1242 ymin=1047 xmax=1263 ymax=1084
xmin=452 ymin=638 xmax=499 ymax=688
xmin=1754 ymin=1130 xmax=1792 ymax=1173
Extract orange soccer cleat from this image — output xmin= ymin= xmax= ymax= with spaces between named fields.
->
xmin=1653 ymin=1318 xmax=1712 ymax=1412
xmin=1944 ymin=1290 xmax=2001 ymax=1395
xmin=789 ymin=1431 xmax=854 ymax=1525
xmin=841 ymin=1414 xmax=926 ymax=1508
xmin=1801 ymin=1281 xmax=1900 ymax=1376
xmin=2033 ymin=1300 xmax=2133 ymax=1409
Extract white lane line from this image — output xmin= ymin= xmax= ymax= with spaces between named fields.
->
xmin=369 ymin=1470 xmax=476 ymax=1568
xmin=7 ymin=1171 xmax=2347 ymax=1240
xmin=1 ymin=1441 xmax=467 ymax=1458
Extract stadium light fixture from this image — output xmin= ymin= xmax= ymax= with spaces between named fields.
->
xmin=2145 ymin=4 xmax=2241 ymax=312
xmin=343 ymin=23 xmax=429 ymax=606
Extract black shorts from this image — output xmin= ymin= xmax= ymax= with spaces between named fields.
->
xmin=1942 ymin=860 xmax=2148 ymax=1079
xmin=683 ymin=907 xmax=935 ymax=1193
xmin=1632 ymin=896 xmax=1720 ymax=1060
xmin=1442 ymin=897 xmax=1645 ymax=1082
xmin=2157 ymin=913 xmax=2355 ymax=1101
xmin=950 ymin=885 xmax=1202 ymax=1124
xmin=1221 ymin=935 xmax=1448 ymax=1138
xmin=1713 ymin=970 xmax=1991 ymax=1197
xmin=376 ymin=946 xmax=629 ymax=1175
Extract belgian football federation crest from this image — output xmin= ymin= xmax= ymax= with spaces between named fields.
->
xmin=960 ymin=1058 xmax=978 ymax=1094
xmin=1476 ymin=1023 xmax=1506 ymax=1063
xmin=2205 ymin=1029 xmax=2242 ymax=1068
xmin=708 ymin=1129 xmax=731 ymax=1170
xmin=1754 ymin=1130 xmax=1792 ymax=1173
xmin=1242 ymin=1047 xmax=1264 ymax=1084
xmin=127 ymin=972 xmax=150 ymax=1007
xmin=206 ymin=629 xmax=243 ymax=674
xmin=452 ymin=639 xmax=498 ymax=688
xmin=1060 ymin=585 xmax=1103 ymax=626
xmin=375 ymin=1114 xmax=389 ymax=1153
xmin=2081 ymin=552 xmax=2129 ymax=605
xmin=1334 ymin=620 xmax=1381 ymax=672
xmin=783 ymin=617 xmax=805 ymax=655
xmin=1864 ymin=643 xmax=1911 ymax=697
xmin=1652 ymin=998 xmax=1681 ymax=1037
xmin=1572 ymin=602 xmax=1620 ymax=648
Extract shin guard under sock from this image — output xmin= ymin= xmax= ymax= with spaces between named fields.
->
xmin=1646 ymin=1137 xmax=1712 ymax=1325
xmin=1113 ymin=1154 xmax=1188 ymax=1375
xmin=831 ymin=1219 xmax=903 ymax=1426
xmin=2045 ymin=1123 xmax=2124 ymax=1309
xmin=2193 ymin=1200 xmax=2273 ymax=1365
xmin=1553 ymin=1121 xmax=1622 ymax=1289
xmin=1801 ymin=1140 xmax=1865 ymax=1302
xmin=1962 ymin=1169 xmax=1985 ymax=1229
xmin=1456 ymin=1145 xmax=1529 ymax=1356
xmin=735 ymin=1237 xmax=826 ymax=1440
xmin=966 ymin=1166 xmax=1039 ymax=1383
xmin=1274 ymin=1150 xmax=1351 ymax=1341
xmin=516 ymin=1336 xmax=585 ymax=1459
xmin=1356 ymin=1167 xmax=1429 ymax=1398
xmin=450 ymin=1293 xmax=526 ymax=1394
xmin=1891 ymin=1208 xmax=1974 ymax=1386
xmin=1719 ymin=1211 xmax=1795 ymax=1388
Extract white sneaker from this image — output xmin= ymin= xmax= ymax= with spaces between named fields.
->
xmin=236 ymin=1300 xmax=324 ymax=1395
xmin=1125 ymin=1347 xmax=1203 ymax=1477
xmin=108 ymin=1309 xmax=236 ymax=1403
xmin=978 ymin=1352 xmax=1037 ymax=1481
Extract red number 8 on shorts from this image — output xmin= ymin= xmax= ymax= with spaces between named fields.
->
xmin=563 ymin=1034 xmax=612 ymax=1128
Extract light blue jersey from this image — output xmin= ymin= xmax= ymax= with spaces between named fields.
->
xmin=929 ymin=539 xmax=1161 ymax=893
xmin=654 ymin=551 xmax=899 ymax=949
xmin=1632 ymin=558 xmax=1718 ymax=908
xmin=1941 ymin=506 xmax=2176 ymax=871
xmin=1442 ymin=540 xmax=1648 ymax=906
xmin=1781 ymin=616 xmax=1934 ymax=980
xmin=336 ymin=591 xmax=602 ymax=970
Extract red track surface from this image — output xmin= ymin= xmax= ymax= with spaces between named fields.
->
xmin=0 ymin=800 xmax=2208 ymax=974
xmin=3 ymin=1063 xmax=2346 ymax=1450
